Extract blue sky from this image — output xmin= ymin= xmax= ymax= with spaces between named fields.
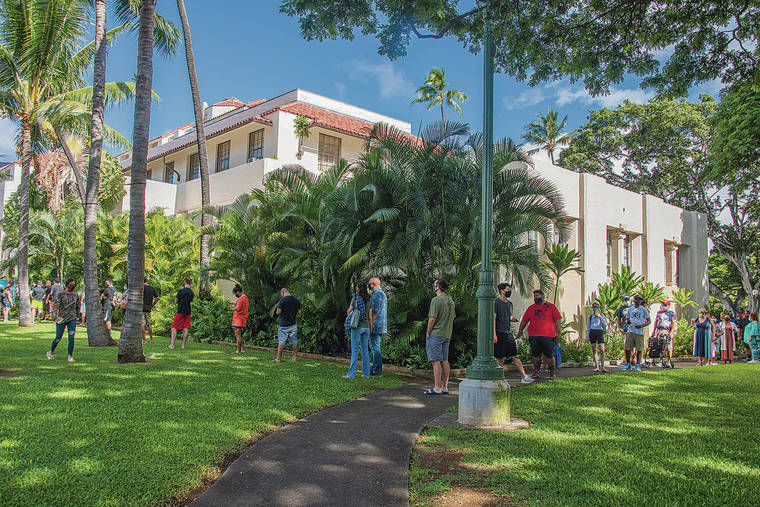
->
xmin=0 ymin=1 xmax=722 ymax=161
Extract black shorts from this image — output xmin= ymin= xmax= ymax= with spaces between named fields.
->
xmin=588 ymin=329 xmax=605 ymax=344
xmin=529 ymin=336 xmax=556 ymax=358
xmin=494 ymin=332 xmax=518 ymax=358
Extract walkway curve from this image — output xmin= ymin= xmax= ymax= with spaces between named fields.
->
xmin=192 ymin=381 xmax=457 ymax=507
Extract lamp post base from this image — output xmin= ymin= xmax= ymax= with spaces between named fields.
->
xmin=457 ymin=378 xmax=511 ymax=427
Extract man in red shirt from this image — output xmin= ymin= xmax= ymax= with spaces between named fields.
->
xmin=230 ymin=284 xmax=249 ymax=354
xmin=517 ymin=289 xmax=562 ymax=380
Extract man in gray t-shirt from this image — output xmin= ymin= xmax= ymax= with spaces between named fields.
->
xmin=31 ymin=281 xmax=46 ymax=322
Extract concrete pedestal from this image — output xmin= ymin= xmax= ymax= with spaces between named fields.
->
xmin=457 ymin=378 xmax=511 ymax=427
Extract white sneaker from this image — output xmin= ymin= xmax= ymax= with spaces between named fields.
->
xmin=521 ymin=375 xmax=535 ymax=384
xmin=46 ymin=351 xmax=53 ymax=360
xmin=749 ymin=360 xmax=759 ymax=363
xmin=67 ymin=357 xmax=75 ymax=363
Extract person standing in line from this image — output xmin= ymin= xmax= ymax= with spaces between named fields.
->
xmin=48 ymin=278 xmax=63 ymax=321
xmin=274 ymin=287 xmax=300 ymax=362
xmin=30 ymin=280 xmax=46 ymax=322
xmin=587 ymin=302 xmax=609 ymax=373
xmin=744 ymin=313 xmax=760 ymax=363
xmin=692 ymin=308 xmax=713 ymax=366
xmin=719 ymin=315 xmax=738 ymax=364
xmin=344 ymin=283 xmax=372 ymax=379
xmin=424 ymin=278 xmax=456 ymax=395
xmin=78 ymin=287 xmax=86 ymax=325
xmin=43 ymin=280 xmax=52 ymax=320
xmin=46 ymin=279 xmax=80 ymax=362
xmin=141 ymin=280 xmax=159 ymax=344
xmin=230 ymin=284 xmax=249 ymax=354
xmin=168 ymin=277 xmax=194 ymax=350
xmin=621 ymin=295 xmax=651 ymax=372
xmin=1 ymin=285 xmax=11 ymax=322
xmin=651 ymin=300 xmax=677 ymax=369
xmin=493 ymin=282 xmax=534 ymax=383
xmin=368 ymin=277 xmax=387 ymax=377
xmin=8 ymin=280 xmax=17 ymax=306
xmin=101 ymin=280 xmax=116 ymax=337
xmin=517 ymin=289 xmax=562 ymax=380
xmin=737 ymin=312 xmax=752 ymax=360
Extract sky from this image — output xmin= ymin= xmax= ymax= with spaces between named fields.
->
xmin=0 ymin=1 xmax=724 ymax=162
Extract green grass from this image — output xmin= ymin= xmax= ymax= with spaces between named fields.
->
xmin=0 ymin=323 xmax=403 ymax=505
xmin=410 ymin=365 xmax=760 ymax=506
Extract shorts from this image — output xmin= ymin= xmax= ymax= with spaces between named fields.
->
xmin=278 ymin=325 xmax=298 ymax=345
xmin=48 ymin=301 xmax=54 ymax=311
xmin=143 ymin=312 xmax=152 ymax=327
xmin=625 ymin=332 xmax=644 ymax=351
xmin=2 ymin=300 xmax=10 ymax=308
xmin=426 ymin=334 xmax=450 ymax=362
xmin=31 ymin=300 xmax=43 ymax=310
xmin=588 ymin=329 xmax=605 ymax=344
xmin=494 ymin=331 xmax=518 ymax=358
xmin=529 ymin=336 xmax=556 ymax=358
xmin=103 ymin=307 xmax=113 ymax=322
xmin=171 ymin=313 xmax=191 ymax=329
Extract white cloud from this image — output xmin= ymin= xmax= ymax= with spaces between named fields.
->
xmin=344 ymin=60 xmax=415 ymax=100
xmin=554 ymin=83 xmax=654 ymax=108
xmin=503 ymin=88 xmax=546 ymax=110
xmin=0 ymin=118 xmax=17 ymax=161
xmin=333 ymin=81 xmax=347 ymax=100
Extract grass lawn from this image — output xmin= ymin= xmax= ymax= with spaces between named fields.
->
xmin=410 ymin=364 xmax=760 ymax=506
xmin=0 ymin=323 xmax=403 ymax=505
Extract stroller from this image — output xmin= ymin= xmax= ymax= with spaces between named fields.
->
xmin=648 ymin=330 xmax=673 ymax=368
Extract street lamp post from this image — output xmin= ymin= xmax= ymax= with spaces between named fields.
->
xmin=458 ymin=1 xmax=512 ymax=426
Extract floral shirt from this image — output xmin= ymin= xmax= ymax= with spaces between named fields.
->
xmin=370 ymin=288 xmax=388 ymax=335
xmin=55 ymin=291 xmax=79 ymax=324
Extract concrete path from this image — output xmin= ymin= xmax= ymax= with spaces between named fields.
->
xmin=193 ymin=360 xmax=705 ymax=506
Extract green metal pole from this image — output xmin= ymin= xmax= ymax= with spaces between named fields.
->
xmin=466 ymin=2 xmax=503 ymax=381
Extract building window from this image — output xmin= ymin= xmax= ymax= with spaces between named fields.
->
xmin=216 ymin=141 xmax=231 ymax=172
xmin=318 ymin=133 xmax=341 ymax=172
xmin=164 ymin=162 xmax=175 ymax=184
xmin=248 ymin=129 xmax=264 ymax=161
xmin=623 ymin=236 xmax=632 ymax=268
xmin=665 ymin=243 xmax=677 ymax=286
xmin=187 ymin=153 xmax=200 ymax=181
xmin=606 ymin=234 xmax=613 ymax=277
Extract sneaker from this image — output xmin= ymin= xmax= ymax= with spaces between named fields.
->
xmin=521 ymin=375 xmax=535 ymax=384
xmin=749 ymin=360 xmax=759 ymax=363
xmin=67 ymin=357 xmax=75 ymax=363
xmin=619 ymin=363 xmax=632 ymax=371
xmin=342 ymin=375 xmax=355 ymax=379
xmin=46 ymin=351 xmax=53 ymax=360
xmin=634 ymin=364 xmax=642 ymax=372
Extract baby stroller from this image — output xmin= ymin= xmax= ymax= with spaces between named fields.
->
xmin=648 ymin=330 xmax=673 ymax=368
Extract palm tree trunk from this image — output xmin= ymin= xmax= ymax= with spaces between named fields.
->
xmin=16 ymin=117 xmax=33 ymax=327
xmin=54 ymin=126 xmax=86 ymax=208
xmin=177 ymin=0 xmax=211 ymax=298
xmin=118 ymin=0 xmax=156 ymax=364
xmin=440 ymin=98 xmax=445 ymax=126
xmin=85 ymin=0 xmax=114 ymax=346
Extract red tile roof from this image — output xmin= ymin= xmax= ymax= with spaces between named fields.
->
xmin=265 ymin=102 xmax=374 ymax=139
xmin=213 ymin=97 xmax=244 ymax=107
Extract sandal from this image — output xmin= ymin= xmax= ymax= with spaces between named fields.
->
xmin=422 ymin=389 xmax=444 ymax=395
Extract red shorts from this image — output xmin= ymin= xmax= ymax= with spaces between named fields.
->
xmin=171 ymin=313 xmax=191 ymax=329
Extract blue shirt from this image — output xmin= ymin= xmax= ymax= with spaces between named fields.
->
xmin=587 ymin=313 xmax=607 ymax=338
xmin=626 ymin=306 xmax=650 ymax=336
xmin=344 ymin=294 xmax=368 ymax=336
xmin=370 ymin=288 xmax=388 ymax=335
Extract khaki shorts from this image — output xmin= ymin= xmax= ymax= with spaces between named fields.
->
xmin=143 ymin=312 xmax=151 ymax=327
xmin=625 ymin=332 xmax=644 ymax=351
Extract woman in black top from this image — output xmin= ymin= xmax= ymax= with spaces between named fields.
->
xmin=46 ymin=279 xmax=80 ymax=362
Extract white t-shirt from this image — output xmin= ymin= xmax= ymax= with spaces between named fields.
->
xmin=627 ymin=306 xmax=650 ymax=335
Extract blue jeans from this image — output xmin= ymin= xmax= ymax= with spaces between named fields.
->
xmin=51 ymin=320 xmax=76 ymax=356
xmin=369 ymin=333 xmax=383 ymax=375
xmin=347 ymin=327 xmax=370 ymax=378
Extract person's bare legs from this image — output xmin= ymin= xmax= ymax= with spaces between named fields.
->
xmin=169 ymin=328 xmax=177 ymax=349
xmin=545 ymin=354 xmax=557 ymax=378
xmin=635 ymin=350 xmax=643 ymax=367
xmin=105 ymin=320 xmax=112 ymax=340
xmin=274 ymin=344 xmax=284 ymax=362
xmin=234 ymin=328 xmax=244 ymax=353
xmin=290 ymin=343 xmax=298 ymax=361
xmin=431 ymin=361 xmax=443 ymax=392
xmin=592 ymin=343 xmax=600 ymax=371
xmin=142 ymin=324 xmax=147 ymax=344
xmin=496 ymin=357 xmax=504 ymax=367
xmin=442 ymin=361 xmax=450 ymax=392
xmin=511 ymin=356 xmax=528 ymax=378
xmin=532 ymin=356 xmax=541 ymax=377
xmin=599 ymin=343 xmax=608 ymax=372
xmin=181 ymin=329 xmax=189 ymax=349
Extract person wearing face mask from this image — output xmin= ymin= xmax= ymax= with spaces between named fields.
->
xmin=621 ymin=295 xmax=651 ymax=371
xmin=494 ymin=282 xmax=534 ymax=384
xmin=691 ymin=308 xmax=713 ymax=366
xmin=517 ymin=289 xmax=562 ymax=380
xmin=651 ymin=300 xmax=677 ymax=368
xmin=587 ymin=302 xmax=609 ymax=373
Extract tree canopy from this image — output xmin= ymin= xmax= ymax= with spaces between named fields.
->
xmin=280 ymin=0 xmax=760 ymax=96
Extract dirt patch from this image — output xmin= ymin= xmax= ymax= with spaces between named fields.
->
xmin=430 ymin=486 xmax=516 ymax=506
xmin=0 ymin=369 xmax=21 ymax=379
xmin=413 ymin=443 xmax=469 ymax=474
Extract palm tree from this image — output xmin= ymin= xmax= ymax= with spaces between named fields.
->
xmin=637 ymin=281 xmax=666 ymax=305
xmin=542 ymin=244 xmax=584 ymax=305
xmin=411 ymin=68 xmax=468 ymax=125
xmin=176 ymin=0 xmax=211 ymax=298
xmin=293 ymin=115 xmax=310 ymax=160
xmin=671 ymin=287 xmax=697 ymax=316
xmin=118 ymin=0 xmax=157 ymax=364
xmin=522 ymin=108 xmax=571 ymax=165
xmin=611 ymin=266 xmax=644 ymax=298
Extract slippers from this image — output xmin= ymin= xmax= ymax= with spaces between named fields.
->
xmin=441 ymin=391 xmax=449 ymax=395
xmin=422 ymin=389 xmax=444 ymax=395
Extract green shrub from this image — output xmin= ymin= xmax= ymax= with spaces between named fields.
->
xmin=561 ymin=338 xmax=592 ymax=364
xmin=382 ymin=338 xmax=429 ymax=370
xmin=188 ymin=294 xmax=236 ymax=343
xmin=605 ymin=331 xmax=625 ymax=360
xmin=673 ymin=318 xmax=695 ymax=357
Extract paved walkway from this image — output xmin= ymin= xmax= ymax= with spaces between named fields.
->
xmin=193 ymin=361 xmax=702 ymax=507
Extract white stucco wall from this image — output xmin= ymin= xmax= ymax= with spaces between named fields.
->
xmin=120 ymin=177 xmax=177 ymax=215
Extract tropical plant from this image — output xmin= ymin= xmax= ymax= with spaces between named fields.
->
xmin=411 ymin=68 xmax=467 ymax=125
xmin=542 ymin=244 xmax=583 ymax=305
xmin=176 ymin=0 xmax=211 ymax=298
xmin=637 ymin=281 xmax=666 ymax=305
xmin=671 ymin=287 xmax=698 ymax=315
xmin=611 ymin=266 xmax=644 ymax=298
xmin=293 ymin=115 xmax=310 ymax=159
xmin=522 ymin=108 xmax=571 ymax=165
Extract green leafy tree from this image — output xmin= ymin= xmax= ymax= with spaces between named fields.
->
xmin=293 ymin=115 xmax=310 ymax=159
xmin=523 ymin=108 xmax=570 ymax=165
xmin=281 ymin=1 xmax=759 ymax=97
xmin=542 ymin=244 xmax=583 ymax=305
xmin=671 ymin=287 xmax=697 ymax=315
xmin=711 ymin=83 xmax=760 ymax=176
xmin=411 ymin=68 xmax=467 ymax=125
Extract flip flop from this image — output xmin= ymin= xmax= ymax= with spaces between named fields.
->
xmin=441 ymin=391 xmax=449 ymax=395
xmin=422 ymin=389 xmax=443 ymax=395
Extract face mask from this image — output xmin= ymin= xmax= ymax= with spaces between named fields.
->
xmin=504 ymin=290 xmax=512 ymax=298
xmin=534 ymin=297 xmax=544 ymax=305
xmin=593 ymin=307 xmax=600 ymax=314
